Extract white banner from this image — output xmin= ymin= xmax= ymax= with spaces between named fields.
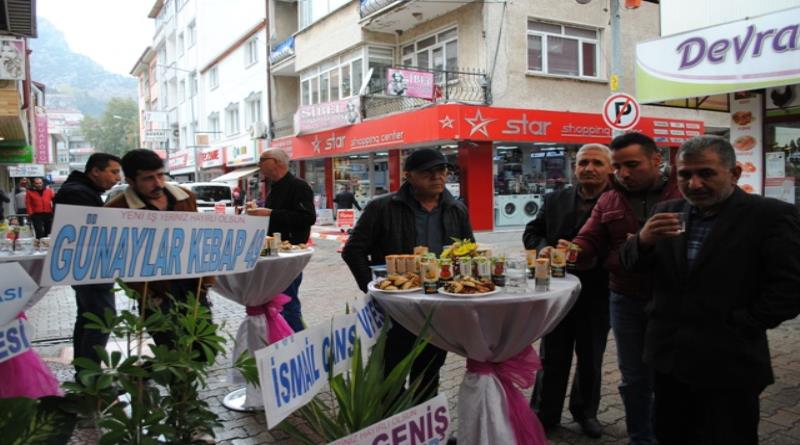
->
xmin=636 ymin=6 xmax=800 ymax=103
xmin=328 ymin=394 xmax=450 ymax=445
xmin=256 ymin=294 xmax=387 ymax=428
xmin=0 ymin=318 xmax=33 ymax=363
xmin=41 ymin=205 xmax=266 ymax=287
xmin=0 ymin=263 xmax=38 ymax=326
xmin=8 ymin=164 xmax=45 ymax=177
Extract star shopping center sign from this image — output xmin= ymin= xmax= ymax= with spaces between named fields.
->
xmin=273 ymin=103 xmax=703 ymax=160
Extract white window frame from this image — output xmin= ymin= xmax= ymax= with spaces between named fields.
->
xmin=208 ymin=66 xmax=219 ymax=90
xmin=178 ymin=79 xmax=186 ymax=103
xmin=298 ymin=0 xmax=349 ymax=30
xmin=300 ymin=53 xmax=364 ymax=106
xmin=187 ymin=22 xmax=196 ymax=48
xmin=401 ymin=26 xmax=458 ymax=72
xmin=208 ymin=113 xmax=220 ymax=141
xmin=225 ymin=104 xmax=240 ymax=136
xmin=178 ymin=32 xmax=185 ymax=57
xmin=526 ymin=18 xmax=602 ymax=81
xmin=245 ymin=38 xmax=258 ymax=67
xmin=245 ymin=93 xmax=262 ymax=128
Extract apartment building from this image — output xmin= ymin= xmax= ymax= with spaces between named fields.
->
xmin=265 ymin=0 xmax=727 ymax=230
xmin=134 ymin=0 xmax=268 ymax=184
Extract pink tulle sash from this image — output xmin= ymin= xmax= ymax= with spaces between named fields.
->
xmin=245 ymin=294 xmax=295 ymax=344
xmin=466 ymin=345 xmax=546 ymax=445
xmin=0 ymin=314 xmax=61 ymax=399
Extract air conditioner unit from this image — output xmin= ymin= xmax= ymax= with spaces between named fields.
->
xmin=195 ymin=134 xmax=210 ymax=146
xmin=249 ymin=121 xmax=268 ymax=139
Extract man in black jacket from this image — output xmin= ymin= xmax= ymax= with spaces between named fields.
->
xmin=620 ymin=136 xmax=800 ymax=444
xmin=54 ymin=153 xmax=121 ymax=377
xmin=524 ymin=144 xmax=612 ymax=438
xmin=247 ymin=148 xmax=316 ymax=332
xmin=342 ymin=148 xmax=473 ymax=400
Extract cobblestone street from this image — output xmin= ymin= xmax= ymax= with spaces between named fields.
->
xmin=27 ymin=230 xmax=800 ymax=444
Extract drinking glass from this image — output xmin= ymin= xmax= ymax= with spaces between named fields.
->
xmin=504 ymin=255 xmax=528 ymax=294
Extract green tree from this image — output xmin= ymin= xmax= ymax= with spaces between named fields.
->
xmin=80 ymin=97 xmax=140 ymax=158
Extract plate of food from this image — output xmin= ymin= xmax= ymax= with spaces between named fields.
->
xmin=371 ymin=273 xmax=422 ymax=293
xmin=438 ymin=277 xmax=500 ymax=297
xmin=733 ymin=135 xmax=757 ymax=151
xmin=732 ymin=111 xmax=753 ymax=126
xmin=278 ymin=241 xmax=311 ymax=253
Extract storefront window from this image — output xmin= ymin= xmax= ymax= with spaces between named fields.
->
xmin=765 ymin=121 xmax=800 ymax=208
xmin=399 ymin=146 xmax=461 ymax=199
xmin=304 ymin=159 xmax=327 ymax=208
xmin=334 ymin=152 xmax=390 ymax=208
xmin=494 ymin=143 xmax=579 ymax=227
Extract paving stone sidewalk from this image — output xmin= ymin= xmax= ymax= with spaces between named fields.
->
xmin=25 ymin=231 xmax=800 ymax=444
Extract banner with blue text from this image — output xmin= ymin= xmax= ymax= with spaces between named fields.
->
xmin=0 ymin=262 xmax=38 ymax=326
xmin=0 ymin=317 xmax=33 ymax=363
xmin=41 ymin=205 xmax=266 ymax=287
xmin=328 ymin=394 xmax=450 ymax=445
xmin=256 ymin=293 xmax=387 ymax=428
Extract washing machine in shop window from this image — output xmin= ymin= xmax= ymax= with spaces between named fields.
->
xmin=495 ymin=194 xmax=527 ymax=226
xmin=520 ymin=194 xmax=544 ymax=223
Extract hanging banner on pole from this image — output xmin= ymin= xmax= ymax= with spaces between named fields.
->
xmin=41 ymin=205 xmax=267 ymax=287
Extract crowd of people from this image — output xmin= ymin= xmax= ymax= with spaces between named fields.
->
xmin=8 ymin=133 xmax=800 ymax=444
xmin=341 ymin=135 xmax=800 ymax=445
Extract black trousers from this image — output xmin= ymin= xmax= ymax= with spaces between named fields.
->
xmin=384 ymin=319 xmax=447 ymax=401
xmin=654 ymin=371 xmax=762 ymax=445
xmin=73 ymin=284 xmax=116 ymax=376
xmin=31 ymin=212 xmax=53 ymax=239
xmin=530 ymin=290 xmax=610 ymax=425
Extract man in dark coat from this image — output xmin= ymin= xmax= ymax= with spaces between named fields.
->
xmin=54 ymin=153 xmax=122 ymax=377
xmin=523 ymin=144 xmax=612 ymax=438
xmin=342 ymin=148 xmax=473 ymax=401
xmin=620 ymin=136 xmax=800 ymax=444
xmin=246 ymin=148 xmax=316 ymax=332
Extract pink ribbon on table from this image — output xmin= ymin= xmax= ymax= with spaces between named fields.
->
xmin=245 ymin=294 xmax=295 ymax=344
xmin=465 ymin=345 xmax=546 ymax=445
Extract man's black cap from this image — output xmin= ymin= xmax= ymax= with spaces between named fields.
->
xmin=404 ymin=148 xmax=448 ymax=172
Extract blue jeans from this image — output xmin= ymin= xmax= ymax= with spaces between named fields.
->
xmin=609 ymin=291 xmax=656 ymax=445
xmin=281 ymin=273 xmax=304 ymax=332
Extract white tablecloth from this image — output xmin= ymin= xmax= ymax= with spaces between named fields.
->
xmin=211 ymin=249 xmax=313 ymax=407
xmin=372 ymin=275 xmax=581 ymax=445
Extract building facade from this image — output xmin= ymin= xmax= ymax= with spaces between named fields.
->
xmin=266 ymin=0 xmax=727 ymax=230
xmin=135 ymin=0 xmax=268 ymax=185
xmin=132 ymin=0 xmax=731 ymax=230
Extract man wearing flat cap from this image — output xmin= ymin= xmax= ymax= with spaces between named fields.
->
xmin=343 ymin=148 xmax=473 ymax=400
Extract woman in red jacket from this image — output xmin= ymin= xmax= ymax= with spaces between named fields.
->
xmin=25 ymin=177 xmax=54 ymax=239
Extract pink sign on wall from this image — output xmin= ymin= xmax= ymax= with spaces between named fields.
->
xmin=34 ymin=114 xmax=49 ymax=164
xmin=386 ymin=68 xmax=435 ymax=100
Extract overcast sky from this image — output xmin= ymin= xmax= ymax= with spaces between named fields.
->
xmin=37 ymin=0 xmax=153 ymax=76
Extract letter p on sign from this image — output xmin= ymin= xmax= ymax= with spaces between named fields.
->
xmin=603 ymin=93 xmax=641 ymax=131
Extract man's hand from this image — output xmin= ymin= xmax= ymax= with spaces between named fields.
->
xmin=246 ymin=207 xmax=272 ymax=217
xmin=639 ymin=212 xmax=682 ymax=246
xmin=538 ymin=246 xmax=553 ymax=258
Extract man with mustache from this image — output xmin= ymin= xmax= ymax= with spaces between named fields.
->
xmin=564 ymin=133 xmax=682 ymax=445
xmin=106 ymin=149 xmax=214 ymax=351
xmin=620 ymin=136 xmax=800 ymax=444
xmin=523 ymin=144 xmax=612 ymax=438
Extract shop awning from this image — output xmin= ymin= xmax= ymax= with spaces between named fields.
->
xmin=635 ymin=6 xmax=800 ymax=104
xmin=211 ymin=166 xmax=260 ymax=182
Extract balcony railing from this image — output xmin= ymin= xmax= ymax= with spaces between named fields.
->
xmin=269 ymin=36 xmax=295 ymax=65
xmin=360 ymin=0 xmax=406 ymax=17
xmin=363 ymin=66 xmax=491 ymax=119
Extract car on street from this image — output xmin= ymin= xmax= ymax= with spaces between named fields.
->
xmin=102 ymin=182 xmax=235 ymax=213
